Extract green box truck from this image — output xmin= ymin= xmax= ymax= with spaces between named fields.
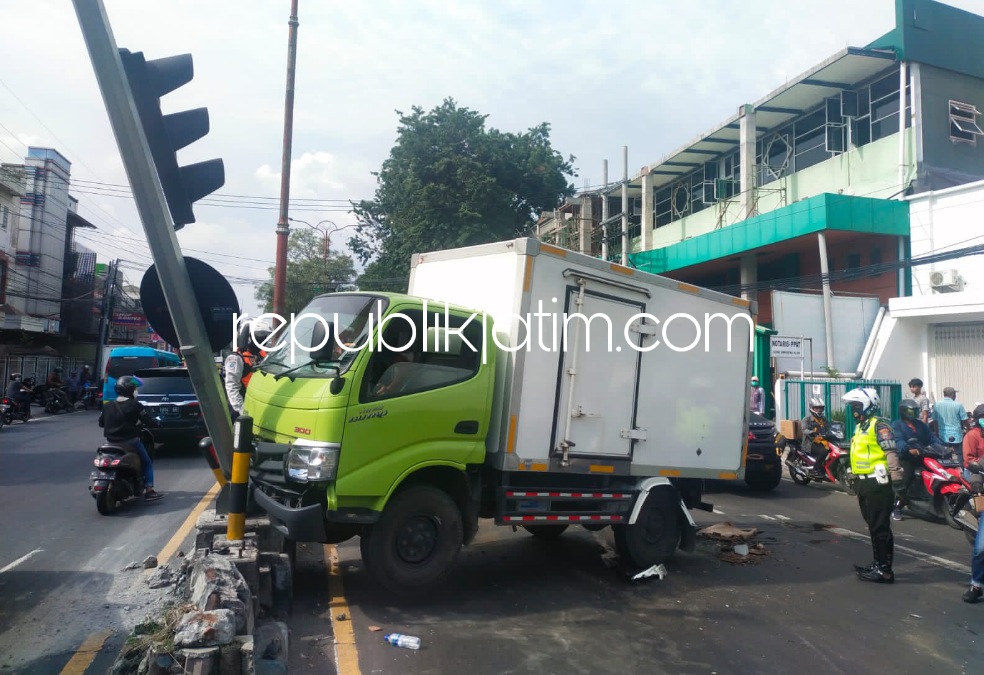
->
xmin=245 ymin=238 xmax=755 ymax=593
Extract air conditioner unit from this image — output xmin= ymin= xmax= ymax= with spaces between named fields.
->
xmin=929 ymin=269 xmax=966 ymax=293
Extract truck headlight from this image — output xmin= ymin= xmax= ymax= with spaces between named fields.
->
xmin=286 ymin=440 xmax=340 ymax=482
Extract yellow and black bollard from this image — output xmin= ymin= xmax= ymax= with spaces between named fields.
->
xmin=227 ymin=415 xmax=253 ymax=541
xmin=197 ymin=437 xmax=228 ymax=488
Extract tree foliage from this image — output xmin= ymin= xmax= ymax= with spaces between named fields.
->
xmin=349 ymin=98 xmax=577 ymax=291
xmin=256 ymin=228 xmax=357 ymax=315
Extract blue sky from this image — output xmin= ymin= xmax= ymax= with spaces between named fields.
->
xmin=1 ymin=0 xmax=982 ymax=317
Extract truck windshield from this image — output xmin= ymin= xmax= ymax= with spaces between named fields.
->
xmin=259 ymin=294 xmax=388 ymax=379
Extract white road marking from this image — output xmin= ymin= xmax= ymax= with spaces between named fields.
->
xmin=774 ymin=514 xmax=791 ymax=521
xmin=825 ymin=527 xmax=971 ymax=575
xmin=0 ymin=548 xmax=43 ymax=574
xmin=712 ymin=508 xmax=726 ymax=515
xmin=758 ymin=515 xmax=776 ymax=520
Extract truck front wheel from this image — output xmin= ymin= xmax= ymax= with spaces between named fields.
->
xmin=613 ymin=488 xmax=681 ymax=568
xmin=360 ymin=485 xmax=463 ymax=595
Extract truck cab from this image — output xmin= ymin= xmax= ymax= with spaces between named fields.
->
xmin=247 ymin=292 xmax=495 ymax=590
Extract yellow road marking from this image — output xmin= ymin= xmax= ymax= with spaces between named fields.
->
xmin=145 ymin=481 xmax=222 ymax=574
xmin=59 ymin=630 xmax=112 ymax=674
xmin=327 ymin=544 xmax=361 ymax=675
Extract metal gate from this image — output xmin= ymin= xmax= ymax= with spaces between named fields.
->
xmin=932 ymin=322 xmax=984 ymax=407
xmin=779 ymin=378 xmax=903 ymax=439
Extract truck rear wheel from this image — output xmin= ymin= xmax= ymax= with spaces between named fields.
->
xmin=613 ymin=488 xmax=680 ymax=568
xmin=360 ymin=485 xmax=463 ymax=595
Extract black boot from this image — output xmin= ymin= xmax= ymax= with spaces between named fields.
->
xmin=853 ymin=561 xmax=878 ymax=574
xmin=858 ymin=563 xmax=894 ymax=584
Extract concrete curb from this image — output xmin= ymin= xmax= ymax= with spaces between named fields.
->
xmin=110 ymin=509 xmax=293 ymax=674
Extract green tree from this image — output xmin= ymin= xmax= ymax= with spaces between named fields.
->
xmin=256 ymin=228 xmax=357 ymax=315
xmin=349 ymin=98 xmax=577 ymax=291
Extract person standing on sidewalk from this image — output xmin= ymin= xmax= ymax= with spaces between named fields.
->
xmin=962 ymin=404 xmax=984 ymax=603
xmin=933 ymin=387 xmax=969 ymax=465
xmin=750 ymin=376 xmax=765 ymax=414
xmin=908 ymin=378 xmax=931 ymax=424
xmin=842 ymin=387 xmax=903 ymax=584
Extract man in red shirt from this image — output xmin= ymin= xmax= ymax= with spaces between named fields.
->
xmin=965 ymin=404 xmax=984 ymax=475
xmin=962 ymin=404 xmax=984 ymax=604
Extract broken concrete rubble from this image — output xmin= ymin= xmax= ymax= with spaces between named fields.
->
xmin=110 ymin=510 xmax=293 ymax=675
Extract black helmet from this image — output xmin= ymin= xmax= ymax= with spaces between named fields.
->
xmin=973 ymin=403 xmax=984 ymax=420
xmin=899 ymin=399 xmax=920 ymax=421
xmin=10 ymin=372 xmax=21 ymax=381
xmin=114 ymin=375 xmax=142 ymax=398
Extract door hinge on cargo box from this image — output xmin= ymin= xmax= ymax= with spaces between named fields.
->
xmin=628 ymin=320 xmax=659 ymax=336
xmin=620 ymin=428 xmax=647 ymax=440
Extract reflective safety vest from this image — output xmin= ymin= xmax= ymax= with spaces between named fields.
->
xmin=240 ymin=352 xmax=257 ymax=387
xmin=850 ymin=417 xmax=888 ymax=475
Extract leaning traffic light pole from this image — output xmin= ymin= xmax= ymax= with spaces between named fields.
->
xmin=73 ymin=0 xmax=235 ymax=482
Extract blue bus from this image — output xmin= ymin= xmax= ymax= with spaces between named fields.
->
xmin=102 ymin=346 xmax=182 ymax=404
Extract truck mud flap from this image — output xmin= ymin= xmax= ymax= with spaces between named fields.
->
xmin=678 ymin=499 xmax=696 ymax=553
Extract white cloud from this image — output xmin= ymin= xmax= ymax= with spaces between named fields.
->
xmin=2 ymin=0 xmax=983 ymax=320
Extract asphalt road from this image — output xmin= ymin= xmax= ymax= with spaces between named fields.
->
xmin=290 ymin=474 xmax=982 ymax=675
xmin=0 ymin=409 xmax=217 ymax=674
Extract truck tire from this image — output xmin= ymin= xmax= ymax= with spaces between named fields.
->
xmin=613 ymin=488 xmax=681 ymax=568
xmin=523 ymin=524 xmax=568 ymax=539
xmin=360 ymin=485 xmax=463 ymax=595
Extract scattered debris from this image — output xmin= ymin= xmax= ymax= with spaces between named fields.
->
xmin=718 ymin=542 xmax=769 ymax=565
xmin=697 ymin=522 xmax=759 ymax=541
xmin=368 ymin=625 xmax=382 ymax=632
xmin=336 ymin=613 xmax=347 ymax=621
xmin=146 ymin=565 xmax=174 ymax=589
xmin=142 ymin=555 xmax=158 ymax=569
xmin=631 ymin=563 xmax=668 ymax=581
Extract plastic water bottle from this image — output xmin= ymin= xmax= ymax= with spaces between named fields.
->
xmin=384 ymin=633 xmax=421 ymax=650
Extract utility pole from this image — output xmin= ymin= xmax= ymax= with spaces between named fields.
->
xmin=601 ymin=159 xmax=608 ymax=261
xmin=272 ymin=0 xmax=299 ymax=316
xmin=621 ymin=146 xmax=628 ymax=267
xmin=95 ymin=258 xmax=119 ymax=379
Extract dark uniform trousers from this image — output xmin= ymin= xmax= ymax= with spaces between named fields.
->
xmin=855 ymin=475 xmax=895 ymax=568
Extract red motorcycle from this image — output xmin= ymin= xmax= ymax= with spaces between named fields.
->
xmin=785 ymin=421 xmax=857 ymax=494
xmin=896 ymin=440 xmax=972 ymax=529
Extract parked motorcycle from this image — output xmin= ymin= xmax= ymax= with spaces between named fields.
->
xmin=953 ymin=461 xmax=983 ymax=546
xmin=785 ymin=421 xmax=856 ymax=494
xmin=896 ymin=440 xmax=971 ymax=529
xmin=89 ymin=428 xmax=155 ymax=515
xmin=1 ymin=395 xmax=31 ymax=425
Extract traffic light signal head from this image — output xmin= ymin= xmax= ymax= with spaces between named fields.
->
xmin=119 ymin=48 xmax=224 ymax=230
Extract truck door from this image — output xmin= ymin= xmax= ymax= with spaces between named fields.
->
xmin=336 ymin=308 xmax=489 ymax=496
xmin=552 ymin=287 xmax=644 ymax=459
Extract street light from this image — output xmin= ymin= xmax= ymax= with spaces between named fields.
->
xmin=287 ymin=218 xmax=357 ymax=264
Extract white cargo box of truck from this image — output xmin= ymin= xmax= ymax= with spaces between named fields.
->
xmin=408 ymin=237 xmax=755 ymax=481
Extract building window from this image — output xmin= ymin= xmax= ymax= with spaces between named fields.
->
xmin=1 ymin=205 xmax=7 ymax=231
xmin=870 ymin=247 xmax=882 ymax=266
xmin=949 ymin=100 xmax=984 ymax=146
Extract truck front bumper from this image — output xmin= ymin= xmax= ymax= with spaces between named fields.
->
xmin=252 ymin=483 xmax=328 ymax=543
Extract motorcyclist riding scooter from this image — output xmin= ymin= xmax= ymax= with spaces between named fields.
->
xmin=97 ymin=375 xmax=163 ymax=502
xmin=801 ymin=397 xmax=831 ymax=476
xmin=4 ymin=373 xmax=33 ymax=422
xmin=891 ymin=398 xmax=945 ymax=520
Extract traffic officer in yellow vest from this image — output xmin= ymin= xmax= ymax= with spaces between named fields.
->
xmin=842 ymin=387 xmax=904 ymax=583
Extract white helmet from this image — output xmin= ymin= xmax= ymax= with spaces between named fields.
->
xmin=842 ymin=387 xmax=880 ymax=419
